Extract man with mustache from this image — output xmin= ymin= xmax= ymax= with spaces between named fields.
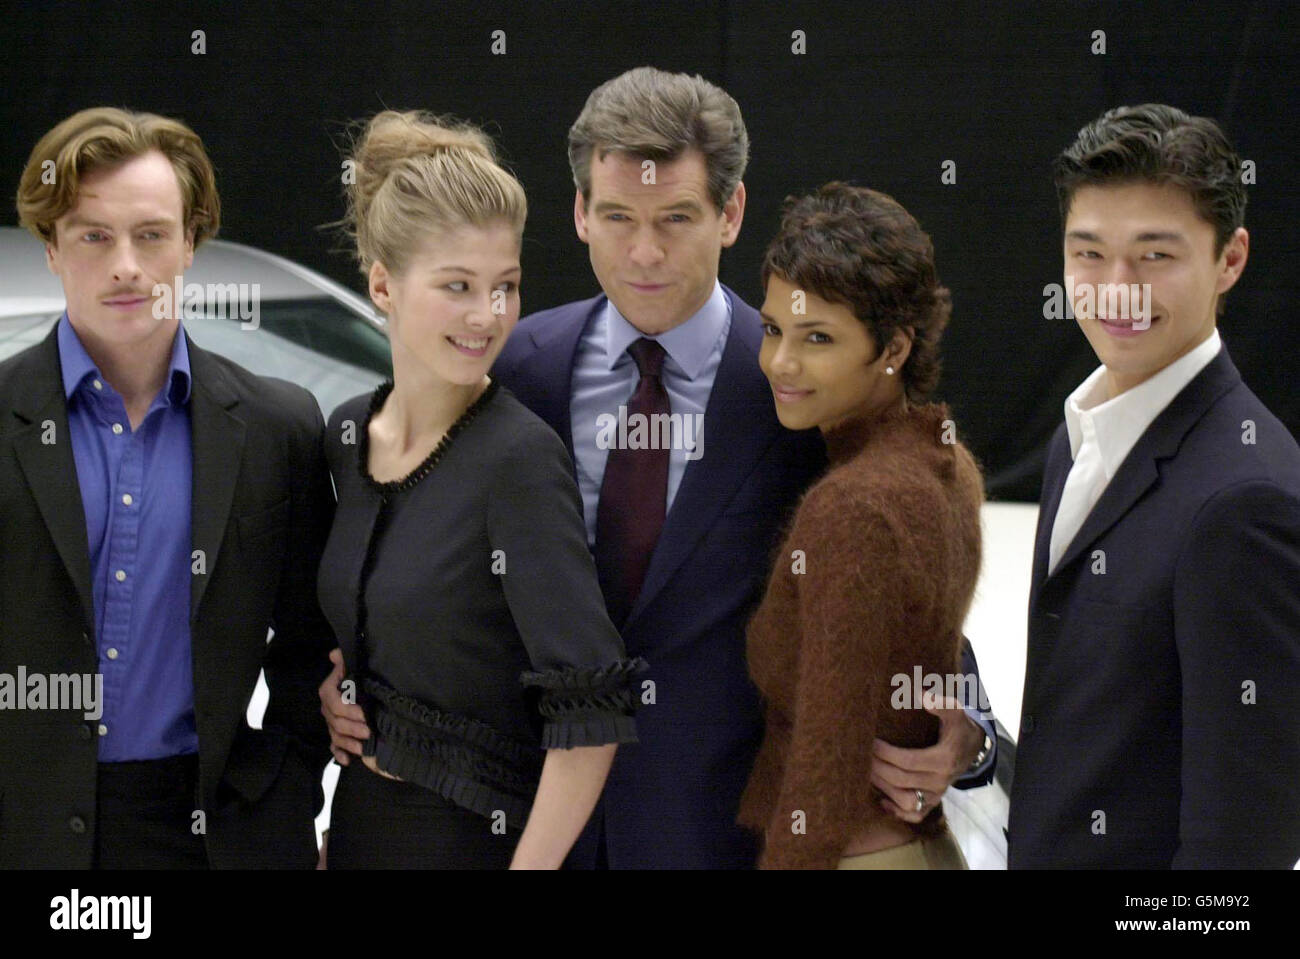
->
xmin=1 ymin=108 xmax=334 ymax=868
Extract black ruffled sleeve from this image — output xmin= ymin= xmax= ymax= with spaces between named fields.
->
xmin=486 ymin=409 xmax=647 ymax=749
xmin=520 ymin=658 xmax=649 ymax=748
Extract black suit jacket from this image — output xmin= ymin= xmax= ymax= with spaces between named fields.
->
xmin=0 ymin=323 xmax=335 ymax=868
xmin=1009 ymin=346 xmax=1300 ymax=868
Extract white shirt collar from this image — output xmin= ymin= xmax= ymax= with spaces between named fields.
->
xmin=1064 ymin=329 xmax=1223 ymax=478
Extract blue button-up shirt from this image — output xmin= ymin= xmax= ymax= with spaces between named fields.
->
xmin=58 ymin=315 xmax=197 ymax=762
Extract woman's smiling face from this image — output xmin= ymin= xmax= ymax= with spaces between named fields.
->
xmin=759 ymin=273 xmax=902 ymax=432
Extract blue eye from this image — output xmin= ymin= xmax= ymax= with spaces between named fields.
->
xmin=446 ymin=282 xmax=468 ymax=292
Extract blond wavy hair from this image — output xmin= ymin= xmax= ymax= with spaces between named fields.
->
xmin=338 ymin=110 xmax=527 ymax=277
xmin=16 ymin=106 xmax=220 ymax=246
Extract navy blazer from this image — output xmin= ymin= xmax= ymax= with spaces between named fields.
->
xmin=1008 ymin=346 xmax=1300 ymax=868
xmin=494 ymin=285 xmax=992 ymax=868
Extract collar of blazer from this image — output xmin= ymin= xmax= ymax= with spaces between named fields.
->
xmin=1033 ymin=345 xmax=1243 ymax=592
xmin=507 ymin=284 xmax=790 ymax=629
xmin=10 ymin=321 xmax=249 ymax=627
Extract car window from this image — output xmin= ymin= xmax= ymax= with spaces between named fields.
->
xmin=200 ymin=296 xmax=392 ymax=377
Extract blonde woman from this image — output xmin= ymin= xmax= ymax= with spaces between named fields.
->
xmin=318 ymin=111 xmax=643 ymax=869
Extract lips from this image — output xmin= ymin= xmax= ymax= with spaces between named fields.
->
xmin=102 ymin=295 xmax=150 ymax=307
xmin=447 ymin=335 xmax=492 ymax=356
xmin=627 ymin=281 xmax=667 ymax=293
xmin=1098 ymin=315 xmax=1159 ymax=338
xmin=772 ymin=384 xmax=813 ymax=403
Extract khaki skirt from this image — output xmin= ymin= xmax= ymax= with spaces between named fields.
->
xmin=836 ymin=826 xmax=968 ymax=870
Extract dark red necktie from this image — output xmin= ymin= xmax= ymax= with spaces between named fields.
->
xmin=595 ymin=338 xmax=671 ymax=626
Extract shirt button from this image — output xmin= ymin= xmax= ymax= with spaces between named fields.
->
xmin=68 ymin=816 xmax=87 ymax=834
xmin=98 ymin=724 xmax=108 ymax=736
xmin=78 ymin=724 xmax=93 ymax=741
xmin=112 ymin=423 xmax=124 ymax=435
xmin=114 ymin=569 xmax=127 ymax=582
xmin=92 ymin=379 xmax=103 ymax=391
xmin=106 ymin=647 xmax=119 ymax=660
xmin=122 ymin=493 xmax=133 ymax=506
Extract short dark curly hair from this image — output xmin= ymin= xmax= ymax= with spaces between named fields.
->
xmin=760 ymin=182 xmax=951 ymax=404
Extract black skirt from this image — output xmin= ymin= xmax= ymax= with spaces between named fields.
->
xmin=327 ymin=761 xmax=521 ymax=869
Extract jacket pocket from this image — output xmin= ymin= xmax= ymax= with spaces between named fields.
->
xmin=220 ymin=724 xmax=290 ymax=805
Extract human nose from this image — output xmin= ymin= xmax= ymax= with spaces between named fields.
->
xmin=110 ymin=238 xmax=143 ymax=283
xmin=628 ymin=225 xmax=665 ymax=269
xmin=464 ymin=291 xmax=497 ymax=330
xmin=768 ymin=337 xmax=800 ymax=378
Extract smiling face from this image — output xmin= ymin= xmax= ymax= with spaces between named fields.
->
xmin=759 ymin=273 xmax=907 ymax=432
xmin=46 ymin=149 xmax=194 ymax=354
xmin=368 ymin=221 xmax=522 ymax=387
xmin=574 ymin=147 xmax=744 ymax=336
xmin=1064 ymin=181 xmax=1247 ymax=396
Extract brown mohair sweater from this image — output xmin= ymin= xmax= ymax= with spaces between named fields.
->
xmin=737 ymin=402 xmax=984 ymax=869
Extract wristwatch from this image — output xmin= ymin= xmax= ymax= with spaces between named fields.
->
xmin=966 ymin=731 xmax=993 ymax=774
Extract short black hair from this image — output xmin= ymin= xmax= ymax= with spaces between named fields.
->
xmin=1053 ymin=103 xmax=1246 ymax=258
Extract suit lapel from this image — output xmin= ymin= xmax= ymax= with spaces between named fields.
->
xmin=1045 ymin=348 xmax=1242 ymax=581
xmin=186 ymin=337 xmax=246 ymax=620
xmin=11 ymin=326 xmax=95 ymax=632
xmin=624 ymin=290 xmax=778 ymax=628
xmin=519 ymin=304 xmax=592 ymax=460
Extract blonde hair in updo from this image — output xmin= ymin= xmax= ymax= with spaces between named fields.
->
xmin=339 ymin=110 xmax=527 ymax=278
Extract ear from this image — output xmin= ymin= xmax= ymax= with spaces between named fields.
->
xmin=369 ymin=260 xmax=393 ymax=315
xmin=719 ymin=181 xmax=746 ymax=249
xmin=183 ymin=224 xmax=196 ymax=271
xmin=574 ymin=188 xmax=590 ymax=243
xmin=1215 ymin=226 xmax=1249 ymax=296
xmin=883 ymin=325 xmax=914 ymax=370
xmin=45 ymin=237 xmax=59 ymax=276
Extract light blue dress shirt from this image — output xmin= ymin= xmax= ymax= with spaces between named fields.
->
xmin=569 ymin=281 xmax=732 ymax=546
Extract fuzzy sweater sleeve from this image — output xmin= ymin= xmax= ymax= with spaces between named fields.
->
xmin=755 ymin=478 xmax=907 ymax=869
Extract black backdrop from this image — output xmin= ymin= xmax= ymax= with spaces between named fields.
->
xmin=2 ymin=0 xmax=1295 ymax=500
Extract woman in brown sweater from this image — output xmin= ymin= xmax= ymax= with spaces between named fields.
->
xmin=737 ymin=183 xmax=984 ymax=869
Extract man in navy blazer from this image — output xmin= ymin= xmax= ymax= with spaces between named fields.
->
xmin=1009 ymin=104 xmax=1300 ymax=868
xmin=322 ymin=67 xmax=998 ymax=868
